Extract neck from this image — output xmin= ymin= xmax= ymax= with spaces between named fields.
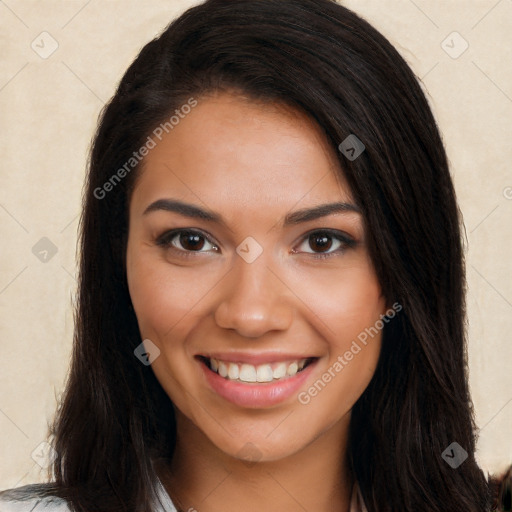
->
xmin=155 ymin=412 xmax=354 ymax=512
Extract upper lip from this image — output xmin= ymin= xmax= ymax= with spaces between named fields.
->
xmin=197 ymin=352 xmax=318 ymax=365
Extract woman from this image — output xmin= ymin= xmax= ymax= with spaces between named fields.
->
xmin=0 ymin=0 xmax=500 ymax=510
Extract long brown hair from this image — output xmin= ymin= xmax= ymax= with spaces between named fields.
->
xmin=1 ymin=0 xmax=495 ymax=510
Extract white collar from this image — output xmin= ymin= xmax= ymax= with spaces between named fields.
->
xmin=154 ymin=476 xmax=178 ymax=512
xmin=350 ymin=481 xmax=368 ymax=512
xmin=155 ymin=476 xmax=367 ymax=512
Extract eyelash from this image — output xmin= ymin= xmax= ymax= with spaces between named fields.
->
xmin=154 ymin=228 xmax=357 ymax=260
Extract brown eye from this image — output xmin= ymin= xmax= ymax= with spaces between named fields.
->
xmin=156 ymin=229 xmax=219 ymax=254
xmin=179 ymin=232 xmax=206 ymax=251
xmin=308 ymin=233 xmax=333 ymax=253
xmin=294 ymin=229 xmax=356 ymax=259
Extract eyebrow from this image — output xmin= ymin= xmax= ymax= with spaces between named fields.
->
xmin=142 ymin=198 xmax=360 ymax=226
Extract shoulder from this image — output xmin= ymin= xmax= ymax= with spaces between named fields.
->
xmin=0 ymin=479 xmax=178 ymax=512
xmin=0 ymin=485 xmax=70 ymax=512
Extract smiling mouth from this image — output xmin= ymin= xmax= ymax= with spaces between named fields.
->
xmin=197 ymin=356 xmax=316 ymax=383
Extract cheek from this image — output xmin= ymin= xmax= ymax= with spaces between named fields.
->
xmin=328 ymin=275 xmax=385 ymax=352
xmin=126 ymin=248 xmax=217 ymax=340
xmin=126 ymin=249 xmax=206 ymax=415
xmin=287 ymin=259 xmax=386 ymax=347
xmin=127 ymin=256 xmax=172 ymax=335
xmin=290 ymin=262 xmax=386 ymax=411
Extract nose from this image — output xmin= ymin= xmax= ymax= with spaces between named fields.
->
xmin=214 ymin=252 xmax=294 ymax=338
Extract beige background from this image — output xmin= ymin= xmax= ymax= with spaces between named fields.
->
xmin=0 ymin=0 xmax=511 ymax=489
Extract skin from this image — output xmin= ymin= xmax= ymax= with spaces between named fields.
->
xmin=126 ymin=92 xmax=388 ymax=512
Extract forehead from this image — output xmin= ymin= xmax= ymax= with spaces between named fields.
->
xmin=130 ymin=93 xmax=354 ymax=218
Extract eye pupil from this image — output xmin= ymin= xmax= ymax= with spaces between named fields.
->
xmin=309 ymin=233 xmax=332 ymax=252
xmin=180 ymin=232 xmax=205 ymax=251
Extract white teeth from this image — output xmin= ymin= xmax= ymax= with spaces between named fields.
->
xmin=256 ymin=365 xmax=274 ymax=382
xmin=227 ymin=363 xmax=239 ymax=380
xmin=208 ymin=357 xmax=311 ymax=383
xmin=272 ymin=363 xmax=287 ymax=379
xmin=218 ymin=361 xmax=228 ymax=378
xmin=287 ymin=362 xmax=299 ymax=376
xmin=239 ymin=364 xmax=257 ymax=382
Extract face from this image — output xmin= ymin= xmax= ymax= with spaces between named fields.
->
xmin=126 ymin=92 xmax=388 ymax=463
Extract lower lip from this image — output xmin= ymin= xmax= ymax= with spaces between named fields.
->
xmin=200 ymin=359 xmax=317 ymax=408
